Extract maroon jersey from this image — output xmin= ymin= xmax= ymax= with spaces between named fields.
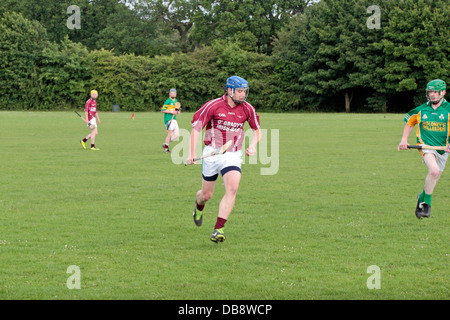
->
xmin=84 ymin=98 xmax=97 ymax=121
xmin=192 ymin=94 xmax=260 ymax=152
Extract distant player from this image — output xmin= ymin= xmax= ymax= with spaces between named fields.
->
xmin=398 ymin=79 xmax=449 ymax=218
xmin=80 ymin=90 xmax=101 ymax=151
xmin=161 ymin=88 xmax=181 ymax=153
xmin=186 ymin=76 xmax=261 ymax=243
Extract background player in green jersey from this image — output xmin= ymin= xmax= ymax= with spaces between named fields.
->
xmin=398 ymin=79 xmax=449 ymax=218
xmin=161 ymin=88 xmax=181 ymax=152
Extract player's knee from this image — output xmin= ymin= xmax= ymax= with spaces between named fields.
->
xmin=226 ymin=183 xmax=239 ymax=197
xmin=199 ymin=188 xmax=213 ymax=202
xmin=429 ymin=168 xmax=440 ymax=178
xmin=202 ymin=191 xmax=213 ymax=202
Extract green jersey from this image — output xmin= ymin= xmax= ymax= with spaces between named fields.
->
xmin=404 ymin=99 xmax=450 ymax=154
xmin=161 ymin=98 xmax=178 ymax=123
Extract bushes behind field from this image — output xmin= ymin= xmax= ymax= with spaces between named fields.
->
xmin=0 ymin=12 xmax=274 ymax=112
xmin=1 ymin=1 xmax=449 ymax=113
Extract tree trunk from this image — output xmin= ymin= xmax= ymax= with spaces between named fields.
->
xmin=174 ymin=21 xmax=193 ymax=53
xmin=344 ymin=90 xmax=353 ymax=113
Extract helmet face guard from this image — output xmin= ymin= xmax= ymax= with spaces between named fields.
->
xmin=426 ymin=90 xmax=445 ymax=104
xmin=426 ymin=79 xmax=446 ymax=104
xmin=225 ymin=76 xmax=249 ymax=105
xmin=228 ymin=87 xmax=249 ymax=105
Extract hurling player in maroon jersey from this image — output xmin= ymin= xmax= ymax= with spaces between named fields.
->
xmin=187 ymin=76 xmax=261 ymax=243
xmin=80 ymin=90 xmax=101 ymax=151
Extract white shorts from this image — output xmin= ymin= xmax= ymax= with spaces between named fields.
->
xmin=88 ymin=117 xmax=97 ymax=129
xmin=201 ymin=145 xmax=243 ymax=181
xmin=165 ymin=119 xmax=179 ymax=131
xmin=421 ymin=148 xmax=448 ymax=172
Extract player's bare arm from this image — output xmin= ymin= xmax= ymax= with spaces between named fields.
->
xmin=186 ymin=128 xmax=201 ymax=165
xmin=398 ymin=124 xmax=414 ymax=150
xmin=246 ymin=128 xmax=261 ymax=156
xmin=161 ymin=109 xmax=180 ymax=115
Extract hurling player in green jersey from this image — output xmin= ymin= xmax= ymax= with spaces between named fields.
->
xmin=161 ymin=88 xmax=181 ymax=152
xmin=398 ymin=79 xmax=449 ymax=218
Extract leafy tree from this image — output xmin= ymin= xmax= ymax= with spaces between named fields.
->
xmin=70 ymin=0 xmax=133 ymax=51
xmin=274 ymin=0 xmax=380 ymax=112
xmin=192 ymin=0 xmax=308 ymax=54
xmin=132 ymin=0 xmax=309 ymax=54
xmin=376 ymin=0 xmax=450 ymax=108
xmin=132 ymin=0 xmax=206 ymax=53
xmin=96 ymin=3 xmax=160 ymax=56
xmin=0 ymin=11 xmax=49 ymax=109
xmin=273 ymin=0 xmax=449 ymax=112
xmin=0 ymin=0 xmax=158 ymax=56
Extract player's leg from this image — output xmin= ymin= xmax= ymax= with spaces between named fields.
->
xmin=210 ymin=147 xmax=243 ymax=242
xmin=197 ymin=178 xmax=216 ymax=205
xmin=211 ymin=168 xmax=241 ymax=243
xmin=418 ymin=153 xmax=444 ymax=217
xmin=80 ymin=133 xmax=90 ymax=149
xmin=163 ymin=127 xmax=172 ymax=152
xmin=164 ymin=130 xmax=173 ymax=145
xmin=193 ymin=177 xmax=216 ymax=227
xmin=81 ymin=120 xmax=95 ymax=149
xmin=193 ymin=146 xmax=220 ymax=227
xmin=217 ymin=169 xmax=241 ymax=221
xmin=423 ymin=153 xmax=441 ymax=195
xmin=90 ymin=127 xmax=99 ymax=150
xmin=170 ymin=121 xmax=180 ymax=141
xmin=90 ymin=128 xmax=97 ymax=145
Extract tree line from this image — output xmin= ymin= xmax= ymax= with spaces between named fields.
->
xmin=0 ymin=0 xmax=448 ymax=112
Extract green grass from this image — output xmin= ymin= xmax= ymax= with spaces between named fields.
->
xmin=0 ymin=111 xmax=448 ymax=299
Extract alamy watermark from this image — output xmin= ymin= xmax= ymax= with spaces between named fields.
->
xmin=366 ymin=265 xmax=381 ymax=290
xmin=367 ymin=5 xmax=381 ymax=30
xmin=66 ymin=265 xmax=81 ymax=289
xmin=67 ymin=5 xmax=81 ymax=30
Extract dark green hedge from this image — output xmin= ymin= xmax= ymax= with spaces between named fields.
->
xmin=2 ymin=2 xmax=449 ymax=114
xmin=0 ymin=12 xmax=275 ymax=112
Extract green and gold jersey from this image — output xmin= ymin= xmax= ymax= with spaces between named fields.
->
xmin=404 ymin=99 xmax=450 ymax=154
xmin=161 ymin=98 xmax=178 ymax=123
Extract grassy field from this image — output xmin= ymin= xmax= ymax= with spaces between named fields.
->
xmin=0 ymin=111 xmax=448 ymax=300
